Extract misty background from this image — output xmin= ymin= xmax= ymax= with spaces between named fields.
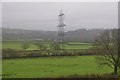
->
xmin=2 ymin=2 xmax=118 ymax=42
xmin=2 ymin=2 xmax=118 ymax=31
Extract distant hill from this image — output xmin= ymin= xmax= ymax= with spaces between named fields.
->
xmin=2 ymin=28 xmax=105 ymax=42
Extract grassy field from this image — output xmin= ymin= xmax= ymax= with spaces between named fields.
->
xmin=2 ymin=41 xmax=38 ymax=50
xmin=3 ymin=56 xmax=112 ymax=78
xmin=2 ymin=41 xmax=115 ymax=78
xmin=2 ymin=41 xmax=92 ymax=50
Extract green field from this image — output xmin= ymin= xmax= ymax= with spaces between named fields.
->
xmin=2 ymin=41 xmax=38 ymax=50
xmin=2 ymin=41 xmax=92 ymax=50
xmin=3 ymin=56 xmax=112 ymax=78
xmin=2 ymin=41 xmax=115 ymax=78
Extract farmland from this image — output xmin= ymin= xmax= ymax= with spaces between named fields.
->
xmin=3 ymin=56 xmax=112 ymax=78
xmin=2 ymin=41 xmax=118 ymax=78
xmin=2 ymin=41 xmax=92 ymax=50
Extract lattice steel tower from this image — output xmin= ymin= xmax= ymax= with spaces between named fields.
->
xmin=57 ymin=10 xmax=66 ymax=45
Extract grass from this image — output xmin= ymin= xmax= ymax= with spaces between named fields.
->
xmin=2 ymin=41 xmax=39 ymax=50
xmin=3 ymin=56 xmax=112 ymax=78
xmin=2 ymin=41 xmax=92 ymax=50
xmin=2 ymin=41 xmax=114 ymax=78
xmin=65 ymin=44 xmax=92 ymax=49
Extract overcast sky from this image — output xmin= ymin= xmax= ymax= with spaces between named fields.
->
xmin=2 ymin=2 xmax=118 ymax=31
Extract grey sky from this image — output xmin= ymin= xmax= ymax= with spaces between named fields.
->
xmin=2 ymin=2 xmax=118 ymax=31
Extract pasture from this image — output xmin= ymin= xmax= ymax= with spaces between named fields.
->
xmin=2 ymin=41 xmax=92 ymax=50
xmin=3 ymin=56 xmax=112 ymax=78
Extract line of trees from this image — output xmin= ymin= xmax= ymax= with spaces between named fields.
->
xmin=2 ymin=41 xmax=94 ymax=58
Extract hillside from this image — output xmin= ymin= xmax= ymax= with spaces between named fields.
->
xmin=2 ymin=28 xmax=105 ymax=42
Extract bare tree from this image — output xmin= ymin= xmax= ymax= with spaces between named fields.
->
xmin=94 ymin=29 xmax=120 ymax=77
xmin=21 ymin=42 xmax=30 ymax=51
xmin=36 ymin=43 xmax=47 ymax=54
xmin=50 ymin=42 xmax=61 ymax=50
xmin=49 ymin=42 xmax=61 ymax=56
